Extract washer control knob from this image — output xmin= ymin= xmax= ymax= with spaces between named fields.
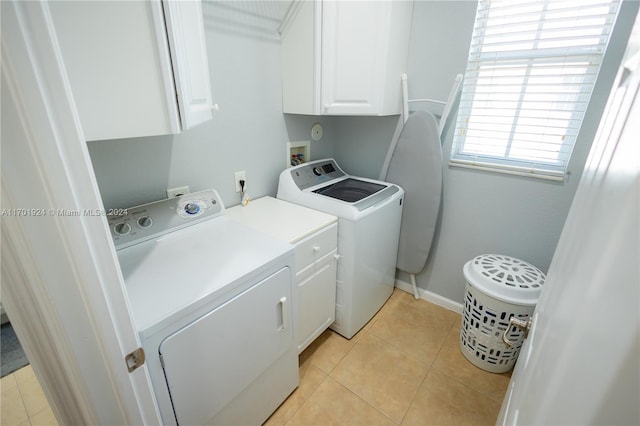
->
xmin=137 ymin=216 xmax=152 ymax=229
xmin=313 ymin=167 xmax=323 ymax=176
xmin=184 ymin=202 xmax=200 ymax=215
xmin=114 ymin=222 xmax=131 ymax=236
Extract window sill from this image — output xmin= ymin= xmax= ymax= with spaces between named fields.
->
xmin=448 ymin=160 xmax=566 ymax=182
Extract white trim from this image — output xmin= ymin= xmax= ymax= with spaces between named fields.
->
xmin=277 ymin=0 xmax=304 ymax=36
xmin=149 ymin=0 xmax=182 ymax=135
xmin=1 ymin=1 xmax=161 ymax=424
xmin=395 ymin=279 xmax=463 ymax=314
xmin=1 ymin=189 xmax=92 ymax=425
xmin=449 ymin=160 xmax=566 ymax=182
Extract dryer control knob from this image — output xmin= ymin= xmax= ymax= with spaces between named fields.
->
xmin=184 ymin=203 xmax=200 ymax=215
xmin=114 ymin=222 xmax=131 ymax=236
xmin=137 ymin=216 xmax=153 ymax=229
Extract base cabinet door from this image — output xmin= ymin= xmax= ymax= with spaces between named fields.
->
xmin=297 ymin=250 xmax=338 ymax=353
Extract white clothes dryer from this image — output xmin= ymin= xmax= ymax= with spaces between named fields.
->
xmin=109 ymin=189 xmax=298 ymax=425
xmin=277 ymin=159 xmax=403 ymax=339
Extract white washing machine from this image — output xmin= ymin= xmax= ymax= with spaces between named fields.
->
xmin=109 ymin=189 xmax=298 ymax=425
xmin=277 ymin=159 xmax=404 ymax=339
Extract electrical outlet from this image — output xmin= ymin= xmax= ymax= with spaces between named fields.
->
xmin=234 ymin=171 xmax=246 ymax=193
xmin=167 ymin=186 xmax=190 ymax=199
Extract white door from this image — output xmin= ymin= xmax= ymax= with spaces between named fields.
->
xmin=320 ymin=1 xmax=389 ymax=115
xmin=163 ymin=0 xmax=214 ymax=129
xmin=48 ymin=0 xmax=182 ymax=141
xmin=2 ymin=2 xmax=160 ymax=424
xmin=497 ymin=18 xmax=640 ymax=426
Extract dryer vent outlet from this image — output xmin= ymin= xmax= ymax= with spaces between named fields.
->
xmin=167 ymin=186 xmax=190 ymax=199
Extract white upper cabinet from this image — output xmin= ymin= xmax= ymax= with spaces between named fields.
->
xmin=49 ymin=1 xmax=214 ymax=141
xmin=281 ymin=0 xmax=413 ymax=116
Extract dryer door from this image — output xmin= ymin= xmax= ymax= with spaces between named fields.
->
xmin=159 ymin=267 xmax=297 ymax=425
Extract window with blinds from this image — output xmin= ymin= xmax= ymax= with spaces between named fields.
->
xmin=451 ymin=0 xmax=620 ymax=181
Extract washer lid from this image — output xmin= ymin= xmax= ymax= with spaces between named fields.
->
xmin=313 ymin=178 xmax=386 ymax=202
xmin=463 ymin=254 xmax=545 ymax=305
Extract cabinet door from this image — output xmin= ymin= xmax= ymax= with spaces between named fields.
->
xmin=159 ymin=267 xmax=295 ymax=425
xmin=162 ymin=0 xmax=214 ymax=130
xmin=281 ymin=0 xmax=320 ymax=115
xmin=49 ymin=1 xmax=181 ymax=141
xmin=49 ymin=1 xmax=213 ymax=141
xmin=297 ymin=250 xmax=338 ymax=353
xmin=320 ymin=1 xmax=391 ymax=115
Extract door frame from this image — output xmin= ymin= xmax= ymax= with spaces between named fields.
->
xmin=1 ymin=1 xmax=160 ymax=424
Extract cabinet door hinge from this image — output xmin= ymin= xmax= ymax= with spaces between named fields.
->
xmin=125 ymin=347 xmax=145 ymax=373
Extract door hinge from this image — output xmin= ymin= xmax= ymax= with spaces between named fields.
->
xmin=125 ymin=348 xmax=145 ymax=373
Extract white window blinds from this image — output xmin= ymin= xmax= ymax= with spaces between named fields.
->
xmin=451 ymin=0 xmax=620 ymax=181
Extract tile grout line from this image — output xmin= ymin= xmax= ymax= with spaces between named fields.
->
xmin=280 ymin=371 xmax=328 ymax=426
xmin=9 ymin=366 xmax=55 ymax=426
xmin=329 ymin=327 xmax=437 ymax=426
xmin=332 ymin=375 xmax=401 ymax=426
xmin=396 ymin=315 xmax=458 ymax=426
xmin=279 ymin=330 xmax=360 ymax=426
xmin=430 ymin=323 xmax=512 ymax=405
xmin=318 ymin=328 xmax=404 ymax=425
xmin=352 ymin=291 xmax=463 ymax=426
xmin=321 ymin=329 xmax=362 ymax=377
xmin=13 ymin=371 xmax=32 ymax=426
xmin=396 ymin=362 xmax=433 ymax=426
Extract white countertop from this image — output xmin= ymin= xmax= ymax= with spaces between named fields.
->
xmin=226 ymin=197 xmax=337 ymax=244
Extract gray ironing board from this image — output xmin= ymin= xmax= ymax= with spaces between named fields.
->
xmin=385 ymin=110 xmax=442 ymax=274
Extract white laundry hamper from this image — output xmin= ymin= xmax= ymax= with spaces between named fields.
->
xmin=460 ymin=254 xmax=545 ymax=373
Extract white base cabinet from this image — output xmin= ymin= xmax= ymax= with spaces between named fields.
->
xmin=226 ymin=197 xmax=338 ymax=354
xmin=281 ymin=0 xmax=413 ymax=116
xmin=49 ymin=0 xmax=213 ymax=141
xmin=293 ymin=225 xmax=338 ymax=353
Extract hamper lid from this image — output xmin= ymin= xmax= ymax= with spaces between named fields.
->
xmin=463 ymin=254 xmax=545 ymax=305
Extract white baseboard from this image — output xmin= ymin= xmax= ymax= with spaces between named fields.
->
xmin=395 ymin=279 xmax=464 ymax=314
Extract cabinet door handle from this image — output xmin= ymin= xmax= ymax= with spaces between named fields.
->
xmin=210 ymin=103 xmax=220 ymax=112
xmin=313 ymin=245 xmax=320 ymax=253
xmin=279 ymin=297 xmax=288 ymax=331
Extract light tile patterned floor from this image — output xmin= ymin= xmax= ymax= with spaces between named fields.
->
xmin=0 ymin=288 xmax=510 ymax=426
xmin=265 ymin=288 xmax=512 ymax=426
xmin=0 ymin=365 xmax=57 ymax=426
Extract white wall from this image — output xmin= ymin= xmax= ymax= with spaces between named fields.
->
xmin=330 ymin=0 xmax=476 ymax=183
xmin=87 ymin=0 xmax=638 ymax=306
xmin=332 ymin=115 xmax=400 ymax=178
xmin=88 ymin=1 xmax=335 ymax=210
xmin=330 ymin=0 xmax=639 ymax=303
xmin=408 ymin=0 xmax=638 ymax=303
